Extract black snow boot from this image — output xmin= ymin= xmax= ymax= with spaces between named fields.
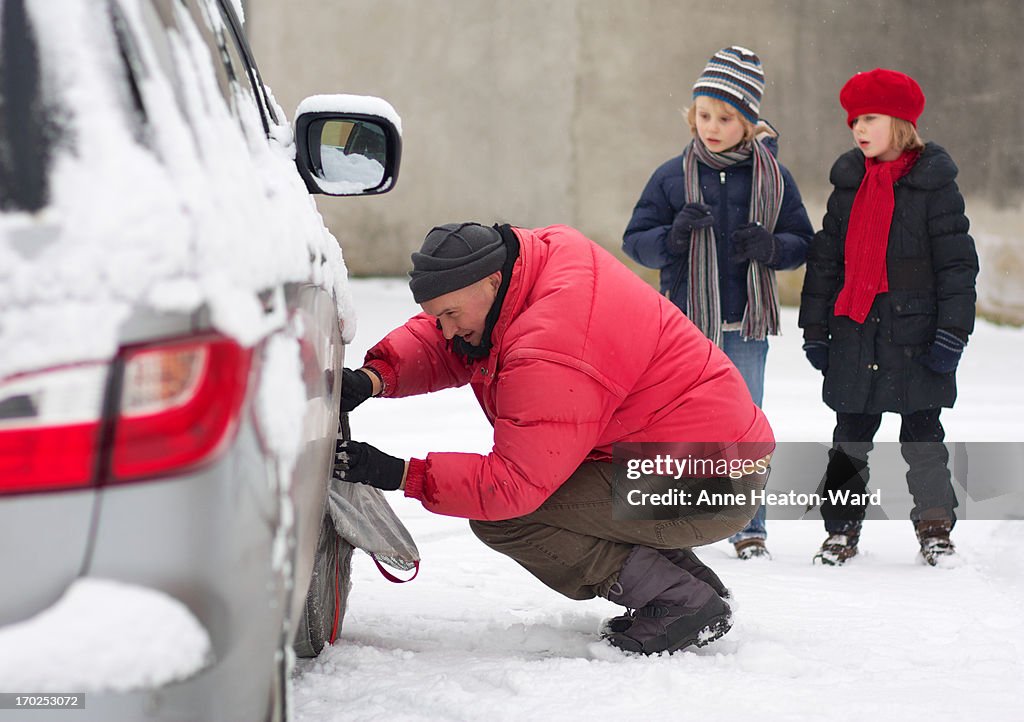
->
xmin=601 ymin=546 xmax=732 ymax=655
xmin=662 ymin=548 xmax=731 ymax=599
xmin=600 ymin=548 xmax=730 ymax=637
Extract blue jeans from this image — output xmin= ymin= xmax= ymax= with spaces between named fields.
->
xmin=722 ymin=331 xmax=769 ymax=543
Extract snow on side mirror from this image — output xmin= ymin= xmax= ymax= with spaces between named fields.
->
xmin=294 ymin=95 xmax=402 ymax=196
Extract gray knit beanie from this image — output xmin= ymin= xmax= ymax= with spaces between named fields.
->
xmin=409 ymin=222 xmax=507 ymax=303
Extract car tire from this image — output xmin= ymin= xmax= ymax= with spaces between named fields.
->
xmin=293 ymin=512 xmax=355 ymax=658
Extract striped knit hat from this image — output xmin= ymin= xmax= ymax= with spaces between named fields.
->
xmin=692 ymin=46 xmax=765 ymax=123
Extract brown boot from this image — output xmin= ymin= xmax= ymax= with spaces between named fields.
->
xmin=915 ymin=519 xmax=958 ymax=567
xmin=813 ymin=522 xmax=861 ymax=566
xmin=734 ymin=538 xmax=771 ymax=560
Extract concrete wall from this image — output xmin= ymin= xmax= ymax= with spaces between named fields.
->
xmin=248 ymin=1 xmax=578 ymax=275
xmin=247 ymin=0 xmax=1024 ymax=322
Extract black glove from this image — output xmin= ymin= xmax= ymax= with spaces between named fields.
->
xmin=731 ymin=222 xmax=777 ymax=265
xmin=333 ymin=439 xmax=405 ymax=491
xmin=341 ymin=368 xmax=374 ymax=413
xmin=668 ymin=203 xmax=714 ymax=254
xmin=803 ymin=340 xmax=829 ymax=373
xmin=917 ymin=328 xmax=967 ymax=374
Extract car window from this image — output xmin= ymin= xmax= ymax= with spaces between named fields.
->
xmin=0 ymin=0 xmax=53 ymax=212
xmin=112 ymin=0 xmax=191 ymax=128
xmin=214 ymin=0 xmax=279 ymax=128
xmin=108 ymin=0 xmax=151 ymax=146
xmin=97 ymin=0 xmax=276 ymax=152
xmin=187 ymin=0 xmax=269 ymax=143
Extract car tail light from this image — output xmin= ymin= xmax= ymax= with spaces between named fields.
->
xmin=0 ymin=364 xmax=108 ymax=494
xmin=111 ymin=337 xmax=252 ymax=481
xmin=0 ymin=335 xmax=253 ymax=494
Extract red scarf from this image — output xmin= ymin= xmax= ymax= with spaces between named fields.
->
xmin=834 ymin=150 xmax=920 ymax=323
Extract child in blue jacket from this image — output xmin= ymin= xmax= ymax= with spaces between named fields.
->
xmin=623 ymin=46 xmax=813 ymax=559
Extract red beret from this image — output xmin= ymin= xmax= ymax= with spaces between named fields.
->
xmin=839 ymin=68 xmax=925 ymax=127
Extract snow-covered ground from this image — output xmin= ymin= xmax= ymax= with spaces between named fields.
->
xmin=292 ymin=277 xmax=1024 ymax=722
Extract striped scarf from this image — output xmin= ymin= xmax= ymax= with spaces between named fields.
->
xmin=683 ymin=137 xmax=784 ymax=345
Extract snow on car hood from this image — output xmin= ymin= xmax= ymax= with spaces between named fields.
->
xmin=0 ymin=577 xmax=211 ymax=692
xmin=0 ymin=0 xmax=357 ymax=380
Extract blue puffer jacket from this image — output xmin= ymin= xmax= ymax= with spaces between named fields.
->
xmin=623 ymin=137 xmax=814 ymax=323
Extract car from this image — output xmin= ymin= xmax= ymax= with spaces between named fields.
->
xmin=0 ymin=1 xmax=413 ymax=720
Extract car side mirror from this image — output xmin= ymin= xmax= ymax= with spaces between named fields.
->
xmin=294 ymin=95 xmax=402 ymax=196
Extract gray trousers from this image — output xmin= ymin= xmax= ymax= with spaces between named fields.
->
xmin=470 ymin=461 xmax=769 ymax=600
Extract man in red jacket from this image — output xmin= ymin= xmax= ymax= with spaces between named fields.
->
xmin=335 ymin=221 xmax=773 ymax=655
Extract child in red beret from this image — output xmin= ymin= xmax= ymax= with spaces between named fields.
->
xmin=799 ymin=68 xmax=979 ymax=567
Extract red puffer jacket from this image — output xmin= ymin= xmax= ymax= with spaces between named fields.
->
xmin=365 ymin=225 xmax=774 ymax=520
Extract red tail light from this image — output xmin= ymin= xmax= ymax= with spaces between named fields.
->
xmin=0 ymin=364 xmax=107 ymax=494
xmin=111 ymin=337 xmax=252 ymax=481
xmin=0 ymin=336 xmax=252 ymax=494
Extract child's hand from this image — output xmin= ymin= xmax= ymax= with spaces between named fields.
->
xmin=731 ymin=222 xmax=777 ymax=265
xmin=917 ymin=329 xmax=967 ymax=374
xmin=668 ymin=203 xmax=714 ymax=253
xmin=802 ymin=340 xmax=830 ymax=373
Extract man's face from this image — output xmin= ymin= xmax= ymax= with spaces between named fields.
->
xmin=420 ymin=273 xmax=501 ymax=347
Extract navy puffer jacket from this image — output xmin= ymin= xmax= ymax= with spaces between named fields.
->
xmin=623 ymin=137 xmax=813 ymax=323
xmin=799 ymin=143 xmax=978 ymax=414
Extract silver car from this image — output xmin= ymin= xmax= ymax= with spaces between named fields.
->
xmin=0 ymin=1 xmax=411 ymax=720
